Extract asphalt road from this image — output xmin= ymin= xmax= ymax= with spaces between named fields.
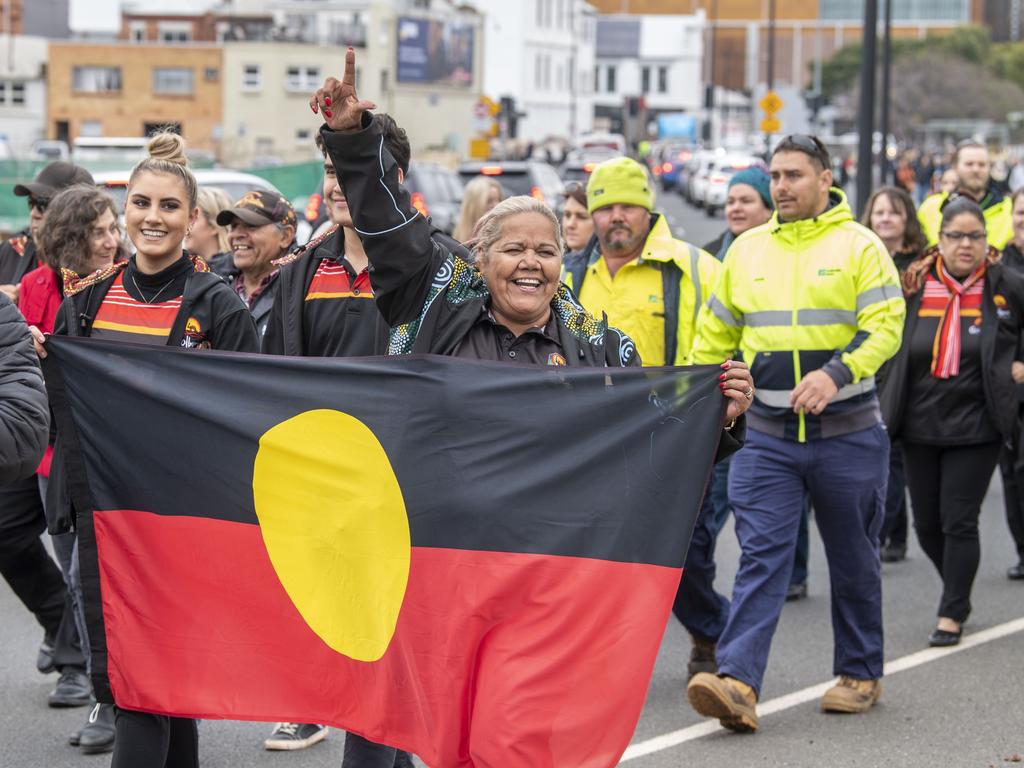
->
xmin=2 ymin=196 xmax=1023 ymax=767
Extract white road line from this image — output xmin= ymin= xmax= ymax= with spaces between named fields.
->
xmin=619 ymin=615 xmax=1024 ymax=762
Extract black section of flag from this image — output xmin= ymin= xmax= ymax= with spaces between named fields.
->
xmin=45 ymin=337 xmax=722 ymax=568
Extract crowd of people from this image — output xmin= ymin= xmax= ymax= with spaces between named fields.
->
xmin=0 ymin=47 xmax=1022 ymax=765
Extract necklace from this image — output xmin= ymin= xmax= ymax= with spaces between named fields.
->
xmin=131 ymin=274 xmax=177 ymax=305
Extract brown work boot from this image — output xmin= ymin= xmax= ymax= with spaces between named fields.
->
xmin=821 ymin=676 xmax=882 ymax=713
xmin=686 ymin=633 xmax=718 ymax=681
xmin=687 ymin=673 xmax=759 ymax=732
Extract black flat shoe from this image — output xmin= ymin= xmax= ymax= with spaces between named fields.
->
xmin=928 ymin=628 xmax=962 ymax=647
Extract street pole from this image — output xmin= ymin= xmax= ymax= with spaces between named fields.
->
xmin=765 ymin=0 xmax=776 ymax=149
xmin=855 ymin=0 xmax=878 ymax=216
xmin=879 ymin=0 xmax=893 ymax=186
xmin=569 ymin=0 xmax=577 ymax=140
xmin=706 ymin=0 xmax=717 ymax=145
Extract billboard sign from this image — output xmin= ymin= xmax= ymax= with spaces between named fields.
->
xmin=396 ymin=16 xmax=475 ymax=87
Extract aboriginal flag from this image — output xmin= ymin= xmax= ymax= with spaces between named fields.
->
xmin=44 ymin=337 xmax=724 ymax=768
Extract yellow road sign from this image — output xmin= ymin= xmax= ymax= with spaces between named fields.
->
xmin=760 ymin=117 xmax=782 ymax=134
xmin=480 ymin=95 xmax=500 ymax=116
xmin=469 ymin=138 xmax=491 ymax=159
xmin=759 ymin=91 xmax=783 ymax=115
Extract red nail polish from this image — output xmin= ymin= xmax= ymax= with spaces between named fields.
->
xmin=719 ymin=373 xmax=726 ymax=380
xmin=324 ymin=109 xmax=333 ymax=118
xmin=324 ymin=96 xmax=332 ymax=106
xmin=720 ymin=361 xmax=730 ymax=369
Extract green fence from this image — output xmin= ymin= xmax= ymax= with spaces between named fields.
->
xmin=0 ymin=159 xmax=323 ymax=236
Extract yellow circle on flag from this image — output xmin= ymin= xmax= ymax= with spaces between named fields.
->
xmin=252 ymin=409 xmax=410 ymax=662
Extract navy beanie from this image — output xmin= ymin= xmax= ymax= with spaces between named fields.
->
xmin=728 ymin=167 xmax=772 ymax=210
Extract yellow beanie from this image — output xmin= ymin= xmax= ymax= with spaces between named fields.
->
xmin=586 ymin=157 xmax=655 ymax=214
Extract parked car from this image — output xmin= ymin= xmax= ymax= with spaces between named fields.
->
xmin=559 ymin=148 xmax=621 ymax=186
xmin=702 ymin=155 xmax=763 ymax=217
xmin=652 ymin=141 xmax=695 ymax=191
xmin=457 ymin=160 xmax=564 ymax=206
xmin=93 ymin=169 xmax=282 ymax=211
xmin=683 ymin=149 xmax=725 ymax=207
xmin=405 ymin=161 xmax=464 ymax=235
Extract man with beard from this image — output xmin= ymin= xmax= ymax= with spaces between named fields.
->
xmin=562 ymin=156 xmax=733 ymax=686
xmin=918 ymin=140 xmax=1013 ymax=248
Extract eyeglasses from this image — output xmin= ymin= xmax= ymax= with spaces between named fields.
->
xmin=940 ymin=231 xmax=986 ymax=243
xmin=28 ymin=197 xmax=48 ymax=212
xmin=777 ymin=134 xmax=830 ymax=168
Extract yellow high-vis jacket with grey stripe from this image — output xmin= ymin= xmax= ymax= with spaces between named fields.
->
xmin=691 ymin=190 xmax=906 ymax=442
xmin=563 ymin=213 xmax=721 ymax=366
xmin=917 ymin=188 xmax=1014 ymax=249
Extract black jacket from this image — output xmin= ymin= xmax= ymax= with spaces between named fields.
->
xmin=320 ymin=119 xmax=638 ymax=367
xmin=53 ymin=258 xmax=258 ymax=351
xmin=0 ymin=293 xmax=48 ymax=486
xmin=0 ymin=231 xmax=36 ymax=286
xmin=209 ymin=257 xmax=280 ymax=340
xmin=879 ymin=261 xmax=1024 ymax=446
xmin=45 ymin=257 xmax=258 ymax=534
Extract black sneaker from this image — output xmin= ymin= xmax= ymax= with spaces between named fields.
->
xmin=48 ymin=670 xmax=91 ymax=708
xmin=36 ymin=634 xmax=56 ymax=674
xmin=79 ymin=701 xmax=116 ymax=754
xmin=785 ymin=581 xmax=808 ymax=602
xmin=881 ymin=542 xmax=907 ymax=563
xmin=263 ymin=723 xmax=329 ymax=751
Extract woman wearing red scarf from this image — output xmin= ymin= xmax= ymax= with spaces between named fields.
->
xmin=879 ymin=195 xmax=1024 ymax=647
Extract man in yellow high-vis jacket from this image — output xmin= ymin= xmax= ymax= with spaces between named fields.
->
xmin=687 ymin=134 xmax=905 ymax=732
xmin=563 ymin=156 xmax=733 ymax=682
xmin=918 ymin=140 xmax=1013 ymax=249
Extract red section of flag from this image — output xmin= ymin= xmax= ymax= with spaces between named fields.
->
xmin=95 ymin=509 xmax=681 ymax=768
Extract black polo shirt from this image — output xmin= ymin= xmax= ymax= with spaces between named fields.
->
xmin=453 ymin=307 xmax=567 ymax=366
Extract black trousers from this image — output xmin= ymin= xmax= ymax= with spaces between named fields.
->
xmin=998 ymin=446 xmax=1024 ymax=561
xmin=903 ymin=440 xmax=1001 ymax=622
xmin=880 ymin=437 xmax=908 ymax=547
xmin=110 ymin=710 xmax=198 ymax=768
xmin=0 ymin=476 xmax=65 ymax=642
xmin=343 ymin=733 xmax=415 ymax=767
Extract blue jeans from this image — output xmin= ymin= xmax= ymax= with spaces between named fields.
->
xmin=672 ymin=494 xmax=731 ymax=641
xmin=718 ymin=425 xmax=887 ymax=696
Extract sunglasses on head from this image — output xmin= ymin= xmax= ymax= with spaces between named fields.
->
xmin=28 ymin=197 xmax=48 ymax=212
xmin=779 ymin=134 xmax=830 ymax=167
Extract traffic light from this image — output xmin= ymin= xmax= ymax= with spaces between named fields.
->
xmin=500 ymin=96 xmax=520 ymax=139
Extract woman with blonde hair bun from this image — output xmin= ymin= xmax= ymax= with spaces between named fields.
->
xmin=186 ymin=186 xmax=233 ymax=266
xmin=452 ymin=175 xmax=503 ymax=243
xmin=30 ymin=131 xmax=259 ymax=766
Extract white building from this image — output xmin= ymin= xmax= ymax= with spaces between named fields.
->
xmin=593 ymin=12 xmax=705 ymax=138
xmin=473 ymin=0 xmax=596 ymax=143
xmin=0 ymin=36 xmax=49 ymax=156
xmin=220 ymin=0 xmax=483 ymax=165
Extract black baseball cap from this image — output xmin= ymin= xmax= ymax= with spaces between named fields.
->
xmin=13 ymin=161 xmax=95 ymax=199
xmin=217 ymin=189 xmax=297 ymax=228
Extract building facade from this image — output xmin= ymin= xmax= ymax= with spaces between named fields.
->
xmin=46 ymin=42 xmax=224 ymax=156
xmin=474 ymin=0 xmax=597 ymax=143
xmin=593 ymin=12 xmax=705 ymax=136
xmin=0 ymin=36 xmax=49 ymax=155
xmin=589 ymin=0 xmax=986 ymax=91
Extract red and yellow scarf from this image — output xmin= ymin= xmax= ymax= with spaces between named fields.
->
xmin=927 ymin=257 xmax=986 ymax=379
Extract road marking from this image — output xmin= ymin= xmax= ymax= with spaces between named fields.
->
xmin=620 ymin=615 xmax=1024 ymax=762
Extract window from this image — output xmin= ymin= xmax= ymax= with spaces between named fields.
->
xmin=80 ymin=120 xmax=103 ymax=137
xmin=11 ymin=82 xmax=24 ymax=105
xmin=594 ymin=65 xmax=600 ymax=92
xmin=153 ymin=68 xmax=194 ymax=95
xmin=73 ymin=66 xmax=122 ymax=93
xmin=295 ymin=128 xmax=311 ymax=146
xmin=536 ymin=54 xmax=543 ymax=89
xmin=129 ymin=21 xmax=146 ymax=42
xmin=536 ymin=0 xmax=545 ymax=27
xmin=606 ymin=65 xmax=616 ymax=93
xmin=641 ymin=66 xmax=650 ymax=94
xmin=204 ymin=67 xmax=219 ymax=83
xmin=158 ymin=22 xmax=192 ymax=43
xmin=658 ymin=66 xmax=668 ymax=93
xmin=243 ymin=64 xmax=261 ymax=91
xmin=820 ymin=0 xmax=968 ymax=21
xmin=286 ymin=66 xmax=321 ymax=91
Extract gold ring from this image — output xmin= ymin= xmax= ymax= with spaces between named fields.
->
xmin=744 ymin=387 xmax=753 ymax=399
